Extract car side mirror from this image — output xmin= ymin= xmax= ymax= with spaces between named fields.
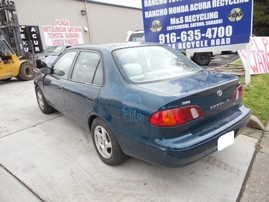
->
xmin=53 ymin=69 xmax=65 ymax=76
xmin=40 ymin=67 xmax=51 ymax=74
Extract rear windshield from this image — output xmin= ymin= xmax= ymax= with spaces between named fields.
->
xmin=113 ymin=45 xmax=203 ymax=83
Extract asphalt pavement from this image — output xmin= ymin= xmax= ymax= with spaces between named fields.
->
xmin=203 ymin=52 xmax=240 ymax=69
xmin=0 ymin=57 xmax=268 ymax=201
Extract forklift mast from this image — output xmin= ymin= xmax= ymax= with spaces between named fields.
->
xmin=0 ymin=30 xmax=15 ymax=56
xmin=0 ymin=2 xmax=24 ymax=57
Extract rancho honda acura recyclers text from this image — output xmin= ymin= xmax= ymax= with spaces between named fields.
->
xmin=143 ymin=0 xmax=249 ymax=8
xmin=144 ymin=0 xmax=249 ymax=18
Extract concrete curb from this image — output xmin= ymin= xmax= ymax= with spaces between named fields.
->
xmin=266 ymin=119 xmax=269 ymax=132
xmin=247 ymin=115 xmax=268 ymax=131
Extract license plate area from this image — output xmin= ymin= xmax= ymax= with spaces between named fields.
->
xmin=217 ymin=131 xmax=235 ymax=151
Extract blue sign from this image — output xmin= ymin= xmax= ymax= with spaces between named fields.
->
xmin=142 ymin=0 xmax=253 ymax=49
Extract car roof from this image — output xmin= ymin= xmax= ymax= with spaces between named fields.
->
xmin=67 ymin=42 xmax=162 ymax=52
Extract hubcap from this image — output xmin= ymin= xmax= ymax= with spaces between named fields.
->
xmin=94 ymin=126 xmax=112 ymax=159
xmin=37 ymin=91 xmax=45 ymax=110
xmin=25 ymin=67 xmax=32 ymax=77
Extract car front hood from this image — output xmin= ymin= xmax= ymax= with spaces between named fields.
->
xmin=139 ymin=70 xmax=238 ymax=97
xmin=35 ymin=52 xmax=60 ymax=59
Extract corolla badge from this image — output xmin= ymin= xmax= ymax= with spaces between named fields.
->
xmin=217 ymin=90 xmax=223 ymax=97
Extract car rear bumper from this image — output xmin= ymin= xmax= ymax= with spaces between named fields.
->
xmin=147 ymin=105 xmax=251 ymax=167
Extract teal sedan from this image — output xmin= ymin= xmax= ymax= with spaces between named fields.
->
xmin=33 ymin=42 xmax=251 ymax=167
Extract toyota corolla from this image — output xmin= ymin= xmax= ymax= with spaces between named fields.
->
xmin=33 ymin=42 xmax=251 ymax=167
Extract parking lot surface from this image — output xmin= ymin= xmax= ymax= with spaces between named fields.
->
xmin=0 ymin=79 xmax=258 ymax=202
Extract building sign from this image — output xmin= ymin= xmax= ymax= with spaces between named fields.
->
xmin=20 ymin=25 xmax=43 ymax=54
xmin=142 ymin=0 xmax=253 ymax=50
xmin=0 ymin=0 xmax=15 ymax=8
xmin=42 ymin=19 xmax=84 ymax=46
xmin=238 ymin=37 xmax=269 ymax=75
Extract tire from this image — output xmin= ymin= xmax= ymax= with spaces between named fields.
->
xmin=35 ymin=86 xmax=54 ymax=114
xmin=92 ymin=118 xmax=127 ymax=166
xmin=18 ymin=62 xmax=34 ymax=81
xmin=193 ymin=52 xmax=212 ymax=66
xmin=15 ymin=76 xmax=22 ymax=81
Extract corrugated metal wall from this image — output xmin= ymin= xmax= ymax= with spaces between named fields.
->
xmin=14 ymin=0 xmax=143 ymax=47
xmin=86 ymin=3 xmax=143 ymax=43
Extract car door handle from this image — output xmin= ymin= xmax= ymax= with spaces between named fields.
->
xmin=87 ymin=96 xmax=94 ymax=102
xmin=57 ymin=85 xmax=62 ymax=90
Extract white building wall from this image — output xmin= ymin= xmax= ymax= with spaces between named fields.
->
xmin=14 ymin=0 xmax=143 ymax=48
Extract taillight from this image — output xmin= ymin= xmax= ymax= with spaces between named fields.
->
xmin=150 ymin=106 xmax=204 ymax=127
xmin=233 ymin=85 xmax=243 ymax=102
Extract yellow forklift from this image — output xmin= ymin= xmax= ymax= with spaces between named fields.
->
xmin=0 ymin=32 xmax=34 ymax=81
xmin=0 ymin=2 xmax=34 ymax=81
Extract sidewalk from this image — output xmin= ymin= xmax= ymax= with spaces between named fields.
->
xmin=215 ymin=55 xmax=269 ymax=201
xmin=0 ymin=79 xmax=264 ymax=202
xmin=239 ymin=118 xmax=269 ymax=201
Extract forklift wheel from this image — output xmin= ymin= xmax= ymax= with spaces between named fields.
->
xmin=18 ymin=62 xmax=34 ymax=81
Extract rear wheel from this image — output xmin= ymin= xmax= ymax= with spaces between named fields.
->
xmin=35 ymin=86 xmax=54 ymax=114
xmin=193 ymin=52 xmax=212 ymax=66
xmin=18 ymin=62 xmax=34 ymax=81
xmin=92 ymin=118 xmax=127 ymax=166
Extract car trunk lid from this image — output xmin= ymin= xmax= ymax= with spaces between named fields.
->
xmin=139 ymin=70 xmax=242 ymax=120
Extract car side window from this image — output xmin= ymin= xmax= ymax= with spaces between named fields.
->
xmin=71 ymin=51 xmax=103 ymax=85
xmin=53 ymin=51 xmax=77 ymax=79
xmin=93 ymin=61 xmax=103 ymax=85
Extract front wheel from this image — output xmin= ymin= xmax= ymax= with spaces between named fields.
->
xmin=18 ymin=62 xmax=34 ymax=81
xmin=35 ymin=86 xmax=54 ymax=114
xmin=92 ymin=118 xmax=127 ymax=166
xmin=193 ymin=52 xmax=212 ymax=66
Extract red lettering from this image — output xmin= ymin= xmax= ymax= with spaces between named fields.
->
xmin=55 ymin=19 xmax=69 ymax=26
xmin=261 ymin=38 xmax=269 ymax=53
xmin=250 ymin=53 xmax=260 ymax=74
xmin=252 ymin=38 xmax=263 ymax=53
xmin=256 ymin=53 xmax=265 ymax=73
xmin=65 ymin=33 xmax=79 ymax=38
xmin=251 ymin=52 xmax=269 ymax=74
xmin=261 ymin=53 xmax=269 ymax=73
xmin=65 ymin=39 xmax=78 ymax=45
xmin=67 ymin=27 xmax=82 ymax=32
xmin=238 ymin=50 xmax=246 ymax=59
xmin=52 ymin=39 xmax=65 ymax=46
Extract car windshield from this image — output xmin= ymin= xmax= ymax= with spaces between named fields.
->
xmin=44 ymin=46 xmax=65 ymax=54
xmin=114 ymin=46 xmax=203 ymax=83
xmin=41 ymin=55 xmax=58 ymax=67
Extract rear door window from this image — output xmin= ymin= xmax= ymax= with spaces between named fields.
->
xmin=71 ymin=51 xmax=103 ymax=85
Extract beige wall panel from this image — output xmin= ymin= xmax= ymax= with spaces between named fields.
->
xmin=13 ymin=0 xmax=143 ymax=47
xmin=86 ymin=3 xmax=143 ymax=43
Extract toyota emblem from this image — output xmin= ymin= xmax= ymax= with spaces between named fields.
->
xmin=217 ymin=90 xmax=223 ymax=97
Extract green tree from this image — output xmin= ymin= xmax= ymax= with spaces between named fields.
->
xmin=253 ymin=0 xmax=269 ymax=36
